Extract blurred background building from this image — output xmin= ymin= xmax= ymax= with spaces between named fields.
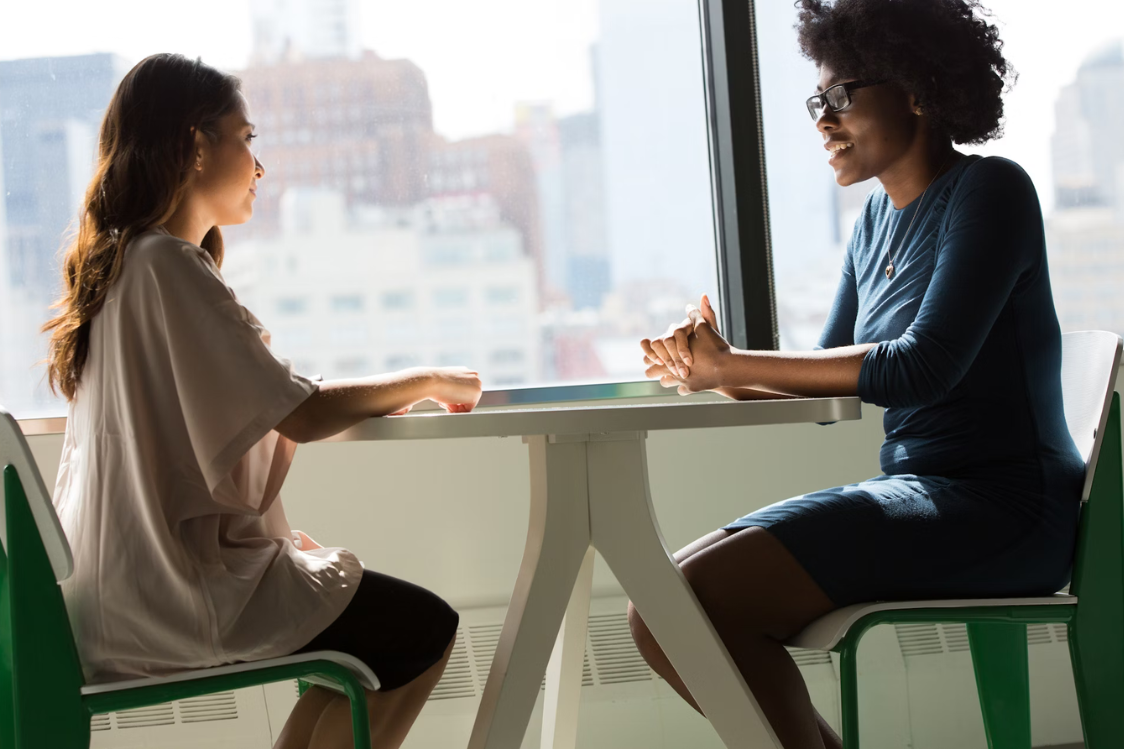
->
xmin=0 ymin=52 xmax=130 ymax=412
xmin=1047 ymin=40 xmax=1124 ymax=334
xmin=223 ymin=189 xmax=539 ymax=385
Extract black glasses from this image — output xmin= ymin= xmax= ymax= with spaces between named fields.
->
xmin=806 ymin=79 xmax=887 ymax=121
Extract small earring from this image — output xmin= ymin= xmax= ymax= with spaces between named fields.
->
xmin=914 ymin=107 xmax=923 ymax=116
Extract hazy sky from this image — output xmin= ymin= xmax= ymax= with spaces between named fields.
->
xmin=1 ymin=0 xmax=1121 ymax=204
xmin=0 ymin=0 xmax=600 ymax=140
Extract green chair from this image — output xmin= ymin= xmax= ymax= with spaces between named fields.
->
xmin=788 ymin=329 xmax=1124 ymax=748
xmin=0 ymin=404 xmax=378 ymax=749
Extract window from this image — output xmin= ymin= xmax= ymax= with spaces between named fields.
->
xmin=331 ymin=294 xmax=364 ymax=312
xmin=755 ymin=0 xmax=1124 ymax=349
xmin=381 ymin=291 xmax=414 ymax=311
xmin=437 ymin=351 xmax=471 ymax=366
xmin=432 ymin=288 xmax=469 ymax=308
xmin=385 ymin=354 xmax=420 ymax=370
xmin=490 ymin=349 xmax=524 ymax=365
xmin=486 ymin=286 xmax=520 ymax=305
xmin=276 ymin=297 xmax=309 ymax=315
xmin=3 ymin=0 xmax=733 ymax=416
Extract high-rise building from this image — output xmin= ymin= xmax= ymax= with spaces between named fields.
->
xmin=1051 ymin=40 xmax=1124 ymax=211
xmin=250 ymin=0 xmax=362 ymax=65
xmin=0 ymin=53 xmax=129 ymax=300
xmin=514 ymin=103 xmax=567 ymax=296
xmin=427 ymin=133 xmax=543 ymax=296
xmin=1048 ymin=39 xmax=1124 ymax=338
xmin=232 ymin=51 xmax=545 ymax=306
xmin=234 ymin=52 xmax=435 ymax=236
xmin=558 ymin=111 xmax=610 ymax=310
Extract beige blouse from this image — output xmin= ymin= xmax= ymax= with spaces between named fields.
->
xmin=52 ymin=227 xmax=363 ymax=683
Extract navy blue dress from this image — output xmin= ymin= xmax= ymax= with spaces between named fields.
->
xmin=725 ymin=155 xmax=1085 ymax=607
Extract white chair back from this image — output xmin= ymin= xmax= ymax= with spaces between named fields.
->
xmin=1061 ymin=331 xmax=1123 ymax=502
xmin=0 ymin=404 xmax=73 ymax=581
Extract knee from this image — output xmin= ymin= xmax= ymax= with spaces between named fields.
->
xmin=679 ymin=556 xmax=776 ymax=640
xmin=627 ymin=601 xmax=662 ymax=662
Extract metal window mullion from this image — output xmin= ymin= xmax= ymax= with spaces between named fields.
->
xmin=698 ymin=0 xmax=778 ymax=351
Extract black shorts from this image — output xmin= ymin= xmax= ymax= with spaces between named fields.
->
xmin=294 ymin=569 xmax=459 ymax=691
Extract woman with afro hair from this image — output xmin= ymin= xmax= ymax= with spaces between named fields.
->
xmin=632 ymin=1 xmax=1081 ymax=746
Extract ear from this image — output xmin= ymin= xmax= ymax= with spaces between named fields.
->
xmin=191 ymin=126 xmax=207 ymax=171
xmin=907 ymin=91 xmax=923 ymax=117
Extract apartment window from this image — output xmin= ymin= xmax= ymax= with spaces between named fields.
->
xmin=381 ymin=291 xmax=414 ymax=311
xmin=433 ymin=288 xmax=469 ymax=308
xmin=490 ymin=349 xmax=524 ymax=365
xmin=331 ymin=294 xmax=364 ymax=313
xmin=437 ymin=351 xmax=472 ymax=366
xmin=276 ymin=297 xmax=308 ymax=315
xmin=486 ymin=286 xmax=519 ymax=305
xmin=385 ymin=354 xmax=420 ymax=370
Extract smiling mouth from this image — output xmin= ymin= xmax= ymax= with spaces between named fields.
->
xmin=827 ymin=142 xmax=854 ymax=162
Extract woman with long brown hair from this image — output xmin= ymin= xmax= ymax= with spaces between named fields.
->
xmin=45 ymin=53 xmax=481 ymax=749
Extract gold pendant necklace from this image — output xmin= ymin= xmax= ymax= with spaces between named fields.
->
xmin=885 ymin=151 xmax=953 ymax=280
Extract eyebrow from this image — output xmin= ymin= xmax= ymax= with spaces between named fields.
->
xmin=815 ymin=78 xmax=841 ymax=94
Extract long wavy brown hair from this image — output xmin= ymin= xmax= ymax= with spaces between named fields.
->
xmin=43 ymin=53 xmax=243 ymax=400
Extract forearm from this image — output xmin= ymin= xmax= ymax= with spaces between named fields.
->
xmin=713 ymin=386 xmax=800 ymax=401
xmin=279 ymin=368 xmax=434 ymax=443
xmin=717 ymin=344 xmax=876 ymax=397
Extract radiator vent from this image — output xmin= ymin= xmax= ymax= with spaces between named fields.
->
xmin=587 ymin=613 xmax=654 ymax=685
xmin=178 ymin=692 xmax=238 ymax=724
xmin=430 ymin=630 xmax=476 ymax=700
xmin=115 ymin=703 xmax=176 ymax=730
xmin=897 ymin=622 xmax=1070 ymax=658
xmin=424 ymin=610 xmax=832 ymax=701
xmin=90 ymin=692 xmax=239 ymax=732
xmin=1028 ymin=623 xmax=1069 ymax=645
xmin=786 ymin=648 xmax=833 ymax=667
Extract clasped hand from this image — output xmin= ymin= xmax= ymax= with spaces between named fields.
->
xmin=640 ymin=294 xmax=731 ymax=395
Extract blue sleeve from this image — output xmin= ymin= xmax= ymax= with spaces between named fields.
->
xmin=816 ymin=248 xmax=858 ymax=351
xmin=857 ymin=158 xmax=1040 ymax=408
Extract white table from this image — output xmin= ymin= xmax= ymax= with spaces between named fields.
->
xmin=325 ymin=396 xmax=861 ymax=749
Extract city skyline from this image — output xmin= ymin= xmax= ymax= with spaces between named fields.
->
xmin=3 ymin=0 xmax=1120 ymax=209
xmin=0 ymin=0 xmax=714 ymax=416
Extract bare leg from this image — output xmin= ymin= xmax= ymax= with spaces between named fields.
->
xmin=308 ymin=635 xmax=455 ymax=749
xmin=628 ymin=528 xmax=841 ymax=749
xmin=274 ymin=685 xmax=340 ymax=749
xmin=273 ymin=635 xmax=455 ymax=749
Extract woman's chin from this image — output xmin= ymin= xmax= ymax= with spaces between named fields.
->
xmin=832 ymin=166 xmax=864 ymax=187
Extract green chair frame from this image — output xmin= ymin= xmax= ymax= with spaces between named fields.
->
xmin=789 ymin=331 xmax=1124 ymax=748
xmin=0 ymin=409 xmax=376 ymax=749
xmin=832 ymin=395 xmax=1121 ymax=748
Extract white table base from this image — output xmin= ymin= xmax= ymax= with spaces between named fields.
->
xmin=467 ymin=431 xmax=780 ymax=749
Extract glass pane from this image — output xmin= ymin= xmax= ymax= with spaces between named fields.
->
xmin=757 ymin=1 xmax=1124 ymax=350
xmin=0 ymin=0 xmax=718 ymax=417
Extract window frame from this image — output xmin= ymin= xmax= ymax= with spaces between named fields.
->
xmin=700 ymin=0 xmax=778 ymax=352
